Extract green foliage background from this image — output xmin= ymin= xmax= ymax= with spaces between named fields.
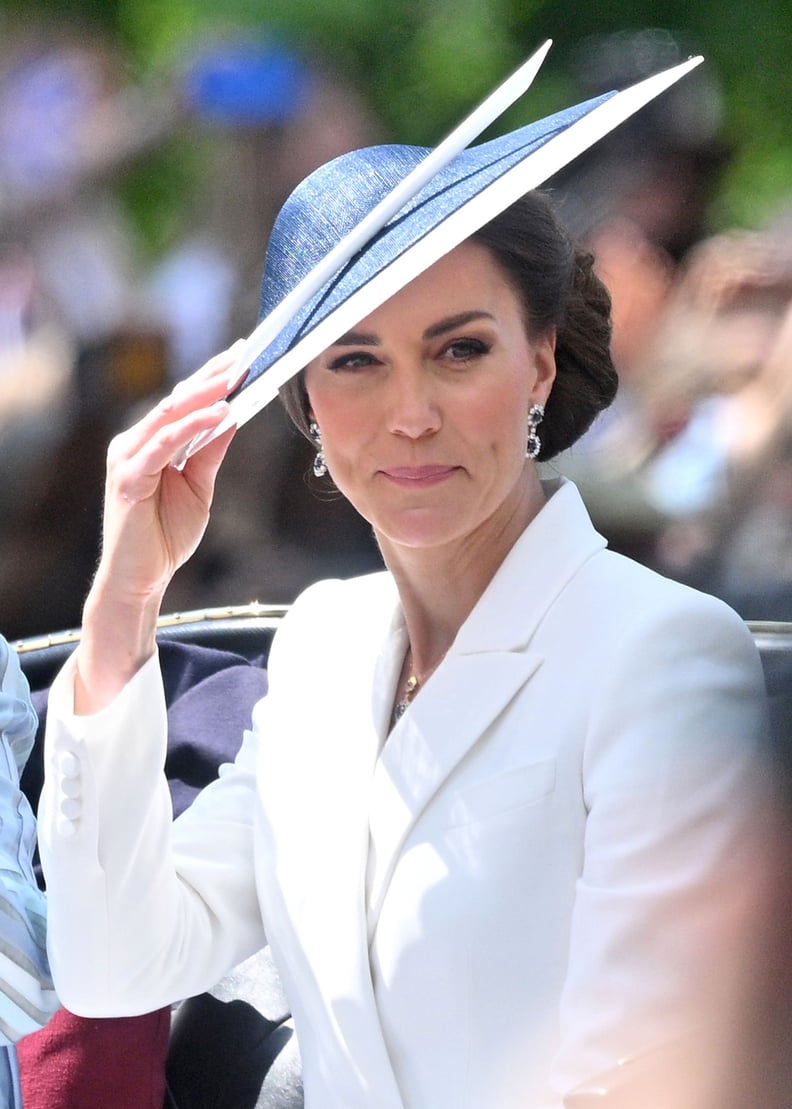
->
xmin=6 ymin=0 xmax=791 ymax=242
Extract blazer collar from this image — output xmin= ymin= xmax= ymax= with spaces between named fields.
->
xmin=453 ymin=476 xmax=607 ymax=655
xmin=367 ymin=478 xmax=606 ymax=933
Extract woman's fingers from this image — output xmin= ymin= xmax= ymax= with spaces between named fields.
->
xmin=118 ymin=342 xmax=246 ymax=457
xmin=103 ymin=340 xmax=249 ymax=502
xmin=191 ymin=339 xmax=248 ymax=385
xmin=107 ymin=400 xmax=232 ymax=506
xmin=167 ymin=420 xmax=237 ymax=511
xmin=99 ymin=339 xmax=246 ymax=536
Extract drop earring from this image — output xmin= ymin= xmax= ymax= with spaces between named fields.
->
xmin=526 ymin=403 xmax=544 ymax=460
xmin=309 ymin=421 xmax=327 ymax=477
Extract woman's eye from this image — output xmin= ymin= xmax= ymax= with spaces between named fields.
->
xmin=444 ymin=338 xmax=491 ymax=362
xmin=327 ymin=351 xmax=379 ymax=371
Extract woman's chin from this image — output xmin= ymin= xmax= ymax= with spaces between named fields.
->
xmin=373 ymin=510 xmax=474 ymax=554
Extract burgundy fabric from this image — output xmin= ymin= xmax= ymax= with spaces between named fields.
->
xmin=17 ymin=1007 xmax=171 ymax=1109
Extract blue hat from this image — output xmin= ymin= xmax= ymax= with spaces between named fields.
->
xmin=176 ymin=45 xmax=701 ymax=464
xmin=253 ymin=95 xmax=607 ymax=376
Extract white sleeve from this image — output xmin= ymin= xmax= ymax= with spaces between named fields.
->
xmin=552 ymin=594 xmax=772 ymax=1102
xmin=38 ymin=650 xmax=267 ymax=1017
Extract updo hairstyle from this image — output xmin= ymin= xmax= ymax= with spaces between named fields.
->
xmin=471 ymin=190 xmax=616 ymax=460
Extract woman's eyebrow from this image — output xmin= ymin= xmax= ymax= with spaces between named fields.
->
xmin=423 ymin=310 xmax=495 ymax=340
xmin=332 ymin=330 xmax=380 ymax=346
xmin=331 ymin=310 xmax=496 ymax=348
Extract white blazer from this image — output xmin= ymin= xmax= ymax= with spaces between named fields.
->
xmin=39 ymin=480 xmax=770 ymax=1107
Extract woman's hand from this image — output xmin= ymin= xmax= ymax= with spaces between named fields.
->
xmin=75 ymin=344 xmax=245 ymax=712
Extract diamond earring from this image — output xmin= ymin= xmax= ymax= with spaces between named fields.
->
xmin=309 ymin=421 xmax=327 ymax=477
xmin=526 ymin=403 xmax=544 ymax=460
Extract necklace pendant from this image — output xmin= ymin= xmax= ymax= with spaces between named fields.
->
xmin=393 ymin=673 xmax=419 ymax=726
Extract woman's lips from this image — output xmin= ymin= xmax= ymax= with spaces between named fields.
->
xmin=380 ymin=465 xmax=459 ymax=487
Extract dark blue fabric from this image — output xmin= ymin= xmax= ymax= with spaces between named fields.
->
xmin=23 ymin=640 xmax=269 ymax=882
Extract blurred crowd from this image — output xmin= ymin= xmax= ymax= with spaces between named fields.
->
xmin=1 ymin=20 xmax=791 ymax=641
xmin=553 ymin=30 xmax=792 ymax=626
xmin=0 ymin=14 xmax=385 ymax=640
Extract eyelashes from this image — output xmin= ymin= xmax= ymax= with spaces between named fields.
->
xmin=327 ymin=351 xmax=379 ymax=371
xmin=326 ymin=337 xmax=493 ymax=372
xmin=444 ymin=338 xmax=492 ymax=361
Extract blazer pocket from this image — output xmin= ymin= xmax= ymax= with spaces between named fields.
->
xmin=443 ymin=758 xmax=557 ymax=830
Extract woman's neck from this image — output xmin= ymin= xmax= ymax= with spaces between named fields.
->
xmin=378 ymin=474 xmax=546 ymax=675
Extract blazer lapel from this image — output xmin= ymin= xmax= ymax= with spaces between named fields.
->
xmin=366 ymin=648 xmax=542 ymax=934
xmin=257 ymin=577 xmax=410 ymax=1104
xmin=366 ymin=478 xmax=606 ymax=935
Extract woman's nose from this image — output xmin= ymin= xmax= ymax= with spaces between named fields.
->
xmin=386 ymin=367 xmax=441 ymax=439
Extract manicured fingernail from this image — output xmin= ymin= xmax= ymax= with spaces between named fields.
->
xmin=226 ymin=359 xmax=250 ymax=392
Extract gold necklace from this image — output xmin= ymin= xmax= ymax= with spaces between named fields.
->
xmin=392 ymin=649 xmax=446 ymax=725
xmin=392 ymin=672 xmax=420 ymax=724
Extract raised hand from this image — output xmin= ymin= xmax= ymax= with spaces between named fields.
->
xmin=74 ymin=344 xmax=246 ymax=712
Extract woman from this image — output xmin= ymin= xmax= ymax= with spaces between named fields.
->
xmin=0 ymin=636 xmax=59 ymax=1106
xmin=39 ymin=110 xmax=769 ymax=1106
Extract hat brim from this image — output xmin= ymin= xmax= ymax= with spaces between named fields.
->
xmin=177 ymin=51 xmax=701 ymax=464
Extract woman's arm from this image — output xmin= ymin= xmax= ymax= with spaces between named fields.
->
xmin=553 ymin=592 xmax=772 ymax=1104
xmin=39 ymin=643 xmax=268 ymax=1016
xmin=38 ymin=344 xmax=271 ymax=1015
xmin=74 ymin=344 xmax=244 ymax=713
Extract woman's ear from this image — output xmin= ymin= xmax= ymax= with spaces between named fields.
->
xmin=532 ymin=330 xmax=557 ymax=406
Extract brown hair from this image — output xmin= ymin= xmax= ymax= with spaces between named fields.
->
xmin=471 ymin=191 xmax=616 ymax=460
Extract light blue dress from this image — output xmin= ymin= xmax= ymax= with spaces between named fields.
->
xmin=0 ymin=637 xmax=59 ymax=1106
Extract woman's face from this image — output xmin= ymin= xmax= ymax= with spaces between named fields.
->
xmin=304 ymin=240 xmax=556 ymax=554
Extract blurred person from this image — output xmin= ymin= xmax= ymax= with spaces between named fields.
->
xmin=556 ymin=223 xmax=792 ymax=579
xmin=0 ymin=18 xmax=176 ymax=640
xmin=0 ymin=243 xmax=75 ymax=519
xmin=642 ymin=217 xmax=792 ymax=617
xmin=549 ymin=28 xmax=735 ymax=564
xmin=0 ymin=17 xmax=174 ymax=352
xmin=551 ymin=27 xmax=731 ymax=266
xmin=37 ymin=58 xmax=772 ymax=1108
xmin=0 ymin=23 xmax=387 ymax=640
xmin=0 ymin=634 xmax=59 ymax=1107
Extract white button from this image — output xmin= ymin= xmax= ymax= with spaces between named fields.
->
xmin=59 ymin=798 xmax=81 ymax=820
xmin=59 ymin=752 xmax=80 ymax=778
xmin=61 ymin=778 xmax=80 ymax=799
xmin=56 ymin=818 xmax=77 ymax=839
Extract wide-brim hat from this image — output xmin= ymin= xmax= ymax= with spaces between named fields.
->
xmin=176 ymin=42 xmax=701 ymax=465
